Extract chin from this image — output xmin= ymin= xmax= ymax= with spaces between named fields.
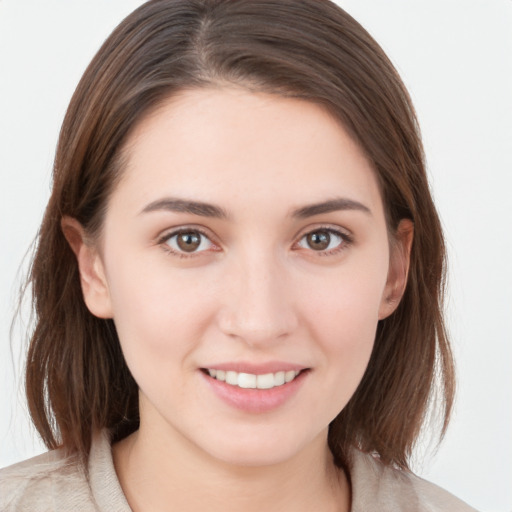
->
xmin=196 ymin=427 xmax=326 ymax=468
xmin=208 ymin=444 xmax=299 ymax=467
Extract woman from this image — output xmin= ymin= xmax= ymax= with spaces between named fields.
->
xmin=0 ymin=0 xmax=478 ymax=510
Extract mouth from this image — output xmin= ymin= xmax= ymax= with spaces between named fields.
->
xmin=200 ymin=365 xmax=310 ymax=413
xmin=201 ymin=368 xmax=304 ymax=390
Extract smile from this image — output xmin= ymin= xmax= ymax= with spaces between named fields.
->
xmin=206 ymin=369 xmax=301 ymax=390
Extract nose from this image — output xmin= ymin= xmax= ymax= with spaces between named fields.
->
xmin=217 ymin=251 xmax=298 ymax=347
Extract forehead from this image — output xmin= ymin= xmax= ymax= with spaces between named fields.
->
xmin=114 ymin=87 xmax=384 ymax=218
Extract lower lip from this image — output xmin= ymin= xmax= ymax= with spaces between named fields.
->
xmin=200 ymin=370 xmax=308 ymax=413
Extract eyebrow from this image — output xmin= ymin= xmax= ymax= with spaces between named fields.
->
xmin=140 ymin=198 xmax=229 ymax=219
xmin=139 ymin=196 xmax=371 ymax=219
xmin=291 ymin=197 xmax=371 ymax=218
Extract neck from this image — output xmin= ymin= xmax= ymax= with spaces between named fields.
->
xmin=113 ymin=422 xmax=350 ymax=512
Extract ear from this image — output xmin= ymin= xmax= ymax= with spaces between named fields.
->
xmin=378 ymin=219 xmax=414 ymax=320
xmin=61 ymin=216 xmax=113 ymax=319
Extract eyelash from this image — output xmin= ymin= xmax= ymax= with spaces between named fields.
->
xmin=296 ymin=226 xmax=353 ymax=257
xmin=157 ymin=227 xmax=217 ymax=259
xmin=157 ymin=225 xmax=353 ymax=259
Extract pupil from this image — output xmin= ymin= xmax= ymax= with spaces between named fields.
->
xmin=177 ymin=232 xmax=200 ymax=252
xmin=308 ymin=231 xmax=330 ymax=250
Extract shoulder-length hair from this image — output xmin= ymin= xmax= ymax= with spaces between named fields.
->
xmin=25 ymin=0 xmax=454 ymax=470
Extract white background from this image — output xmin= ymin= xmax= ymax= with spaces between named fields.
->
xmin=1 ymin=1 xmax=511 ymax=511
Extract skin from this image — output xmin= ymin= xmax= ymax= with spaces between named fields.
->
xmin=63 ymin=87 xmax=412 ymax=512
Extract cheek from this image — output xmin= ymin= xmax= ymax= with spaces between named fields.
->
xmin=104 ymin=251 xmax=215 ymax=369
xmin=305 ymin=258 xmax=387 ymax=332
xmin=301 ymin=259 xmax=388 ymax=381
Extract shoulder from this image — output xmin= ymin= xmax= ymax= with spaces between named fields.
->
xmin=0 ymin=448 xmax=95 ymax=512
xmin=0 ymin=431 xmax=131 ymax=512
xmin=349 ymin=449 xmax=479 ymax=512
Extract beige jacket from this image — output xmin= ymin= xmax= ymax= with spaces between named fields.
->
xmin=0 ymin=431 xmax=478 ymax=511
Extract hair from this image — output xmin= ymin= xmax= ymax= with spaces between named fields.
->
xmin=24 ymin=0 xmax=454 ymax=470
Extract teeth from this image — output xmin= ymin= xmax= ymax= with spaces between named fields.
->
xmin=285 ymin=370 xmax=296 ymax=383
xmin=238 ymin=373 xmax=257 ymax=388
xmin=225 ymin=371 xmax=238 ymax=385
xmin=257 ymin=373 xmax=275 ymax=389
xmin=274 ymin=371 xmax=285 ymax=386
xmin=207 ymin=369 xmax=301 ymax=389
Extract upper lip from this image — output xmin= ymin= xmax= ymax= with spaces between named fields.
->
xmin=200 ymin=362 xmax=308 ymax=375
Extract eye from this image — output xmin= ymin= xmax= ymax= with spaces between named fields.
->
xmin=297 ymin=228 xmax=348 ymax=254
xmin=162 ymin=229 xmax=214 ymax=255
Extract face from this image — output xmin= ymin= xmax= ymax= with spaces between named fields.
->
xmin=72 ymin=88 xmax=410 ymax=467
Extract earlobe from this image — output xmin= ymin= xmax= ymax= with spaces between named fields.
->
xmin=378 ymin=219 xmax=414 ymax=320
xmin=61 ymin=216 xmax=113 ymax=319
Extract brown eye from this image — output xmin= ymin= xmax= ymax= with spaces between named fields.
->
xmin=306 ymin=231 xmax=330 ymax=250
xmin=177 ymin=232 xmax=201 ymax=252
xmin=298 ymin=229 xmax=345 ymax=253
xmin=164 ymin=230 xmax=213 ymax=254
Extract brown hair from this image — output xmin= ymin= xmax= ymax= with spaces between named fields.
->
xmin=25 ymin=0 xmax=454 ymax=469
